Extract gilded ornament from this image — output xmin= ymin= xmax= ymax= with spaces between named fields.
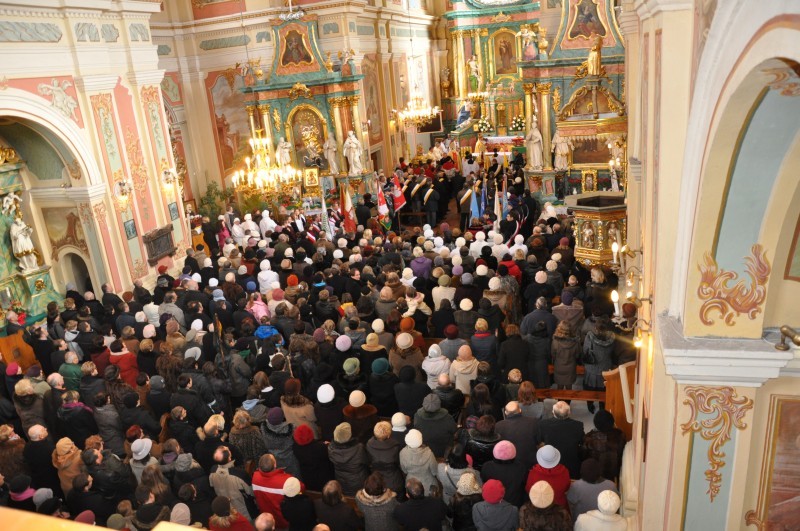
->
xmin=220 ymin=67 xmax=239 ymax=91
xmin=288 ymin=82 xmax=312 ymax=100
xmin=523 ymin=83 xmax=535 ymax=96
xmin=0 ymin=147 xmax=19 ymax=165
xmin=272 ymin=108 xmax=281 ymax=129
xmin=491 ymin=11 xmax=511 ymax=23
xmin=681 ymin=386 xmax=753 ymax=502
xmin=697 ymin=244 xmax=771 ymax=326
xmin=536 ymin=82 xmax=552 ymax=93
xmin=34 ymin=279 xmax=45 ymax=292
xmin=67 ymin=159 xmax=81 ymax=180
xmin=552 ymin=87 xmax=561 ymax=115
xmin=140 ymin=86 xmax=160 ymax=105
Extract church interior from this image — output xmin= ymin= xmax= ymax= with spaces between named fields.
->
xmin=0 ymin=0 xmax=798 ymax=529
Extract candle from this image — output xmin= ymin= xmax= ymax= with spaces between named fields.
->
xmin=611 ymin=290 xmax=620 ymax=316
xmin=612 ymin=242 xmax=619 ymax=264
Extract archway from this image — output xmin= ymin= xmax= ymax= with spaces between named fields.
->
xmin=61 ymin=252 xmax=93 ymax=294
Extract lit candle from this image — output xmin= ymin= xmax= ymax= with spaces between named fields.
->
xmin=612 ymin=242 xmax=619 ymax=264
xmin=611 ymin=290 xmax=620 ymax=316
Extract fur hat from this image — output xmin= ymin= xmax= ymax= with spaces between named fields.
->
xmin=349 ymin=390 xmax=366 ymax=408
xmin=457 ymin=472 xmax=482 ymax=496
xmin=400 ymin=317 xmax=415 ymax=332
xmin=343 ymin=357 xmax=360 ymax=375
xmin=404 ymin=429 xmax=423 ymax=449
xmin=333 ymin=422 xmax=352 ymax=444
xmin=335 ymin=335 xmax=352 ymax=352
xmin=482 ymin=479 xmax=505 ymax=504
xmin=372 ymin=319 xmax=385 ymax=333
xmin=459 ymin=299 xmax=473 ymax=311
xmin=493 ymin=440 xmax=516 ymax=461
xmin=391 ymin=412 xmax=407 ymax=430
xmin=461 ymin=272 xmax=474 ymax=285
xmin=535 ymin=271 xmax=548 ymax=284
xmin=598 ymin=490 xmax=621 ymax=515
xmin=56 ymin=438 xmax=75 ymax=456
xmin=476 ymin=264 xmax=488 ymax=276
xmin=395 ymin=332 xmax=413 ymax=350
xmin=529 ymin=481 xmax=554 ymax=509
xmin=293 ymin=424 xmax=314 ymax=446
xmin=317 ymin=384 xmax=335 ymax=404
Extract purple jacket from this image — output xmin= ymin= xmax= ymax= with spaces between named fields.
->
xmin=410 ymin=257 xmax=433 ymax=279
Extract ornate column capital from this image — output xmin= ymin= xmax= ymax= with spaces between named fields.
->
xmin=523 ymin=83 xmax=536 ymax=95
xmin=536 ymin=82 xmax=552 ymax=94
xmin=256 ymin=103 xmax=270 ymax=113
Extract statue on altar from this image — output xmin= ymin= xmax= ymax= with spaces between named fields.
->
xmin=2 ymin=193 xmax=40 ymax=273
xmin=517 ymin=26 xmax=538 ymax=61
xmin=343 ymin=131 xmax=363 ymax=176
xmin=525 ymin=117 xmax=544 ymax=171
xmin=323 ymin=136 xmax=339 ymax=175
xmin=552 ymin=131 xmax=574 ymax=171
xmin=587 ymin=34 xmax=603 ymax=77
xmin=277 ymin=137 xmax=292 ymax=167
xmin=467 ymin=55 xmax=482 ymax=92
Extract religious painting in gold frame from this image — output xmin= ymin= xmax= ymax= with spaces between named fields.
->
xmin=303 ymin=167 xmax=320 ymax=190
xmin=581 ymin=169 xmax=598 ymax=192
xmin=489 ymin=29 xmax=518 ymax=80
xmin=745 ymin=396 xmax=800 ymax=531
xmin=285 ymin=104 xmax=329 ymax=170
xmin=275 ymin=23 xmax=319 ymax=76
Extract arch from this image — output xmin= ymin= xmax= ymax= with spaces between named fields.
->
xmin=58 ymin=251 xmax=94 ymax=295
xmin=0 ymin=87 xmax=104 ymax=187
xmin=670 ymin=7 xmax=800 ymax=328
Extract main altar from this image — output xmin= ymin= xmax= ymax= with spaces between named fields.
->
xmin=442 ymin=0 xmax=628 ymax=201
xmin=237 ymin=12 xmax=373 ymax=209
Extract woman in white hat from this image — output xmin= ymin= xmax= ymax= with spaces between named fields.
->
xmin=398 ymin=429 xmax=438 ymax=495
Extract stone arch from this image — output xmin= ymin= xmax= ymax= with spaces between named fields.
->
xmin=670 ymin=11 xmax=800 ymax=337
xmin=0 ymin=87 xmax=104 ymax=187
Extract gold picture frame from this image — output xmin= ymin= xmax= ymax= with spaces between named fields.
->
xmin=581 ymin=169 xmax=598 ymax=192
xmin=303 ymin=167 xmax=320 ymax=190
xmin=745 ymin=395 xmax=800 ymax=530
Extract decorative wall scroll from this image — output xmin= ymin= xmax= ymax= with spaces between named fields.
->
xmin=681 ymin=386 xmax=753 ymax=502
xmin=745 ymin=396 xmax=800 ymax=530
xmin=697 ymin=244 xmax=771 ymax=326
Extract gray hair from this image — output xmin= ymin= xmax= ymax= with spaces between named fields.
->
xmin=553 ymin=400 xmax=571 ymax=419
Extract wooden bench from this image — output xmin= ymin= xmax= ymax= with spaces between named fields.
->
xmin=548 ymin=364 xmax=586 ymax=375
xmin=399 ymin=211 xmax=426 ymax=225
xmin=535 ymin=388 xmax=606 ymax=402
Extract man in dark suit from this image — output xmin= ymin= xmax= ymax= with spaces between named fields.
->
xmin=496 ymin=400 xmax=540 ymax=470
xmin=535 ymin=400 xmax=586 ymax=478
xmin=101 ymin=283 xmax=123 ymax=310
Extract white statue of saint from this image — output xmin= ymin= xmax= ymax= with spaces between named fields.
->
xmin=467 ymin=54 xmax=482 ymax=92
xmin=343 ymin=130 xmax=363 ymax=176
xmin=10 ymin=217 xmax=38 ymax=272
xmin=276 ymin=137 xmax=292 ymax=167
xmin=524 ymin=117 xmax=544 ymax=171
xmin=323 ymin=136 xmax=339 ymax=175
xmin=552 ymin=131 xmax=574 ymax=171
xmin=431 ymin=142 xmax=443 ymax=161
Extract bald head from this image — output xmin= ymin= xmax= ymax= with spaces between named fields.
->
xmin=504 ymin=401 xmax=520 ymax=416
xmin=28 ymin=424 xmax=47 ymax=441
xmin=255 ymin=513 xmax=275 ymax=531
xmin=437 ymin=373 xmax=451 ymax=386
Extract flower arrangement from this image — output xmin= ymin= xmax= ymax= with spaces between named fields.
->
xmin=510 ymin=115 xmax=526 ymax=131
xmin=476 ymin=117 xmax=493 ymax=133
xmin=10 ymin=300 xmax=24 ymax=314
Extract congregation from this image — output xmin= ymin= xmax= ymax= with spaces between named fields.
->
xmin=0 ymin=155 xmax=635 ymax=531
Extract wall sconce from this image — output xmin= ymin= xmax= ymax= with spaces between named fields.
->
xmin=630 ymin=318 xmax=652 ymax=349
xmin=625 ymin=265 xmax=643 ymax=287
xmin=625 ymin=292 xmax=652 ymax=308
xmin=113 ymin=179 xmax=133 ymax=212
xmin=162 ymin=168 xmax=177 ymax=187
xmin=775 ymin=325 xmax=800 ymax=351
xmin=620 ymin=244 xmax=642 ymax=259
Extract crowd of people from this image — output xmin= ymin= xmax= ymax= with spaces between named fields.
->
xmin=0 ymin=150 xmax=637 ymax=530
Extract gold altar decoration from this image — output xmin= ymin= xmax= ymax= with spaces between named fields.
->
xmin=397 ymin=88 xmax=441 ymax=129
xmin=697 ymin=244 xmax=771 ymax=327
xmin=34 ymin=279 xmax=45 ymax=292
xmin=288 ymin=82 xmax=312 ymax=100
xmin=681 ymin=386 xmax=754 ymax=502
xmin=567 ymin=194 xmax=627 ymax=266
xmin=0 ymin=147 xmax=19 ymax=165
xmin=491 ymin=11 xmax=511 ymax=23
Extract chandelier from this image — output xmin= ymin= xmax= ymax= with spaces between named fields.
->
xmin=232 ymin=130 xmax=302 ymax=195
xmin=397 ymin=86 xmax=441 ymax=129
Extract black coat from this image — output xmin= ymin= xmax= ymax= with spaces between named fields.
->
xmin=497 ymin=334 xmax=533 ymax=382
xmin=79 ymin=376 xmax=106 ymax=406
xmin=314 ymin=499 xmax=362 ymax=531
xmin=147 ymin=390 xmax=172 ymax=421
xmin=292 ymin=440 xmax=335 ymax=491
xmin=365 ymin=436 xmax=405 ymax=495
xmin=282 ymin=494 xmax=317 ymax=531
xmin=170 ymin=388 xmax=210 ymax=427
xmin=314 ymin=398 xmax=346 ymax=442
xmin=67 ymin=489 xmax=113 ymax=525
xmin=393 ymin=497 xmax=448 ymax=531
xmin=433 ymin=384 xmax=465 ymax=421
xmin=495 ymin=414 xmax=540 ymax=470
xmin=481 ymin=458 xmax=528 ymax=507
xmin=367 ymin=372 xmax=399 ymax=417
xmin=394 ymin=381 xmax=430 ymax=418
xmin=449 ymin=493 xmax=482 ymax=531
xmin=536 ymin=417 xmax=585 ymax=479
xmin=23 ymin=438 xmax=62 ymax=494
xmin=168 ymin=418 xmax=199 ymax=454
xmin=526 ymin=335 xmax=552 ymax=389
xmin=57 ymin=404 xmax=98 ymax=449
xmin=119 ymin=405 xmax=161 ymax=439
xmin=86 ymin=461 xmax=132 ymax=502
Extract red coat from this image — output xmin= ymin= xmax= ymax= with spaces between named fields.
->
xmin=252 ymin=468 xmax=303 ymax=528
xmin=499 ymin=260 xmax=523 ymax=285
xmin=209 ymin=513 xmax=255 ymax=531
xmin=526 ymin=464 xmax=571 ymax=506
xmin=109 ymin=351 xmax=139 ymax=388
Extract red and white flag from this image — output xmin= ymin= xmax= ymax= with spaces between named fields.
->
xmin=340 ymin=183 xmax=357 ymax=233
xmin=376 ymin=184 xmax=391 ymax=230
xmin=392 ymin=174 xmax=407 ymax=212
